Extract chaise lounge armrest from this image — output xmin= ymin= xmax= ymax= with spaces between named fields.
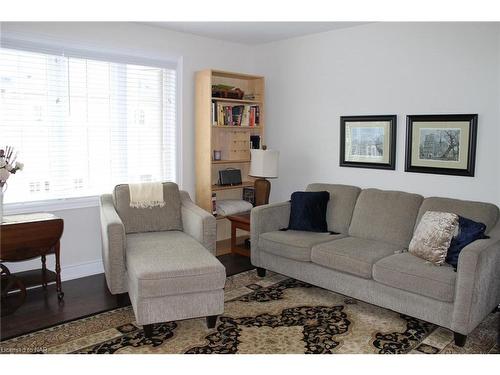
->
xmin=250 ymin=201 xmax=291 ymax=267
xmin=452 ymin=222 xmax=500 ymax=335
xmin=180 ymin=191 xmax=216 ymax=255
xmin=99 ymin=194 xmax=127 ymax=294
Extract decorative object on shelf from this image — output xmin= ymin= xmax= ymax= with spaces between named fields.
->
xmin=340 ymin=115 xmax=397 ymax=170
xmin=211 ymin=193 xmax=217 ymax=215
xmin=243 ymin=186 xmax=255 ymax=206
xmin=0 ymin=146 xmax=24 ymax=223
xmin=405 ymin=114 xmax=478 ymax=176
xmin=213 ymin=150 xmax=222 ymax=161
xmin=218 ymin=168 xmax=242 ymax=186
xmin=250 ymin=135 xmax=261 ymax=149
xmin=249 ymin=146 xmax=279 ymax=206
xmin=212 ymin=84 xmax=244 ymax=99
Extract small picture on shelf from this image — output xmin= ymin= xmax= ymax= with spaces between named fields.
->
xmin=243 ymin=186 xmax=255 ymax=206
xmin=250 ymin=135 xmax=260 ymax=149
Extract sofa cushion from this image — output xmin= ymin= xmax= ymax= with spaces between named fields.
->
xmin=311 ymin=237 xmax=402 ymax=279
xmin=409 ymin=211 xmax=459 ymax=266
xmin=416 ymin=197 xmax=499 ymax=235
xmin=306 ymin=183 xmax=361 ymax=234
xmin=373 ymin=252 xmax=457 ymax=302
xmin=259 ymin=230 xmax=344 ymax=262
xmin=288 ymin=191 xmax=329 ymax=232
xmin=446 ymin=216 xmax=489 ymax=269
xmin=348 ymin=188 xmax=423 ymax=247
xmin=126 ymin=231 xmax=225 ymax=298
xmin=113 ymin=182 xmax=183 ymax=234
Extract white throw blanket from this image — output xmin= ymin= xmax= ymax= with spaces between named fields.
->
xmin=128 ymin=182 xmax=165 ymax=209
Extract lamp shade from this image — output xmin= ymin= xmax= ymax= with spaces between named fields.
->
xmin=249 ymin=149 xmax=279 ymax=178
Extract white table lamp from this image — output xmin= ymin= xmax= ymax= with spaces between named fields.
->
xmin=249 ymin=147 xmax=279 ymax=206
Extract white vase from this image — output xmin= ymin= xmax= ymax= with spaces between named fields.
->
xmin=0 ymin=188 xmax=3 ymax=224
xmin=0 ymin=189 xmax=3 ymax=224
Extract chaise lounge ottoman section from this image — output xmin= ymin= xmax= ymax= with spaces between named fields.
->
xmin=127 ymin=233 xmax=226 ymax=326
xmin=100 ymin=183 xmax=225 ymax=338
xmin=126 ymin=231 xmax=226 ymax=301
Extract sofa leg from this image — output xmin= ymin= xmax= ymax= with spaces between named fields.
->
xmin=257 ymin=267 xmax=266 ymax=277
xmin=116 ymin=292 xmax=130 ymax=307
xmin=454 ymin=332 xmax=467 ymax=347
xmin=206 ymin=315 xmax=218 ymax=329
xmin=143 ymin=324 xmax=154 ymax=338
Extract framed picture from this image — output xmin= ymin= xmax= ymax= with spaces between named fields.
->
xmin=405 ymin=114 xmax=478 ymax=177
xmin=340 ymin=115 xmax=397 ymax=170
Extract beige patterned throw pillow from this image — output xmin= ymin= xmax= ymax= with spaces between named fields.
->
xmin=409 ymin=211 xmax=459 ymax=265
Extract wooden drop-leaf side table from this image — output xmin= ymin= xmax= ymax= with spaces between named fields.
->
xmin=1 ymin=213 xmax=64 ymax=315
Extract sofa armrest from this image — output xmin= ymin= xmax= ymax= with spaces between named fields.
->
xmin=451 ymin=224 xmax=500 ymax=334
xmin=180 ymin=191 xmax=216 ymax=255
xmin=250 ymin=201 xmax=291 ymax=267
xmin=99 ymin=194 xmax=127 ymax=294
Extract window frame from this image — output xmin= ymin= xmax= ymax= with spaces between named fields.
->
xmin=1 ymin=38 xmax=182 ymax=214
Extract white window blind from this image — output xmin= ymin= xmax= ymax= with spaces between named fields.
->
xmin=0 ymin=46 xmax=177 ymax=204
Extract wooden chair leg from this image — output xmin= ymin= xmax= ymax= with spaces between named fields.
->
xmin=257 ymin=267 xmax=266 ymax=277
xmin=206 ymin=315 xmax=218 ymax=329
xmin=116 ymin=293 xmax=130 ymax=307
xmin=454 ymin=332 xmax=467 ymax=347
xmin=143 ymin=324 xmax=154 ymax=338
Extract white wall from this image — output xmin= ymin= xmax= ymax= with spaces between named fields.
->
xmin=254 ymin=22 xmax=500 ymax=205
xmin=1 ymin=22 xmax=256 ymax=279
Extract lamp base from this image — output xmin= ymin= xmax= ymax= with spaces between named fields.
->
xmin=254 ymin=178 xmax=271 ymax=206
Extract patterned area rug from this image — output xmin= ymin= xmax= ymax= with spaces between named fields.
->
xmin=1 ymin=270 xmax=498 ymax=354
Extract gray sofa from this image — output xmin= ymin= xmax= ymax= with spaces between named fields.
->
xmin=100 ymin=183 xmax=225 ymax=337
xmin=251 ymin=183 xmax=500 ymax=346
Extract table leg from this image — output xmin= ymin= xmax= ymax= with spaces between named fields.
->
xmin=41 ymin=254 xmax=47 ymax=289
xmin=54 ymin=241 xmax=64 ymax=302
xmin=230 ymin=222 xmax=237 ymax=254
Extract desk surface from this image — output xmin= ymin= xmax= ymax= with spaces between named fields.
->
xmin=2 ymin=213 xmax=60 ymax=225
xmin=226 ymin=212 xmax=250 ymax=225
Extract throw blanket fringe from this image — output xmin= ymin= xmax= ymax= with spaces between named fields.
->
xmin=129 ymin=182 xmax=165 ymax=209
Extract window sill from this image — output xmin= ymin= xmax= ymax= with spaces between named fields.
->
xmin=3 ymin=195 xmax=100 ymax=215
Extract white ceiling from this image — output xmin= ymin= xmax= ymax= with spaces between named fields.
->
xmin=144 ymin=22 xmax=370 ymax=45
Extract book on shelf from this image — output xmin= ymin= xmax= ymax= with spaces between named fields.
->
xmin=212 ymin=101 xmax=260 ymax=127
xmin=211 ymin=192 xmax=217 ymax=215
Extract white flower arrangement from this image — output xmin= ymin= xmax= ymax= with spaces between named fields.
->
xmin=0 ymin=146 xmax=23 ymax=188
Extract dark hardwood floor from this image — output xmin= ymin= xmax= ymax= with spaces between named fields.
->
xmin=0 ymin=253 xmax=254 ymax=340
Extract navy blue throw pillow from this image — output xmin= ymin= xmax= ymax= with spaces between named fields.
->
xmin=446 ymin=216 xmax=489 ymax=269
xmin=288 ymin=191 xmax=330 ymax=232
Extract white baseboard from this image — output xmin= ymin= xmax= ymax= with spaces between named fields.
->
xmin=61 ymin=259 xmax=104 ymax=281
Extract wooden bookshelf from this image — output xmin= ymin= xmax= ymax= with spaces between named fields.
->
xmin=211 ymin=181 xmax=254 ymax=192
xmin=211 ymin=97 xmax=262 ymax=104
xmin=195 ymin=69 xmax=265 ymax=214
xmin=212 ymin=159 xmax=251 ymax=164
